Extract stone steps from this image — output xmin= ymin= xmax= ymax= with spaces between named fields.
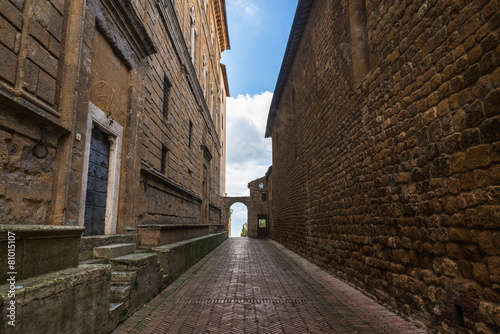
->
xmin=93 ymin=243 xmax=136 ymax=260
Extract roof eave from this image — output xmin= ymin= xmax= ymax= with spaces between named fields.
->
xmin=264 ymin=0 xmax=314 ymax=138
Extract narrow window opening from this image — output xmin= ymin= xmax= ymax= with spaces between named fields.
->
xmin=161 ymin=145 xmax=168 ymax=175
xmin=188 ymin=120 xmax=193 ymax=148
xmin=454 ymin=304 xmax=465 ymax=328
xmin=262 ymin=193 xmax=267 ymax=201
xmin=189 ymin=4 xmax=196 ymax=63
xmin=163 ymin=75 xmax=171 ymax=119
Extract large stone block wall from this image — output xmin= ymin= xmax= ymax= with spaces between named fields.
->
xmin=0 ymin=0 xmax=227 ymax=230
xmin=270 ymin=0 xmax=500 ymax=332
xmin=132 ymin=0 xmax=223 ymax=226
xmin=0 ymin=0 xmax=69 ymax=225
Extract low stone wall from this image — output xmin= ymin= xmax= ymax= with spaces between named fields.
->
xmin=153 ymin=232 xmax=228 ymax=284
xmin=138 ymin=224 xmax=211 ymax=247
xmin=0 ymin=264 xmax=111 ymax=334
xmin=0 ymin=225 xmax=84 ymax=281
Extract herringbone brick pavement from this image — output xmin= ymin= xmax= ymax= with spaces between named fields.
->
xmin=114 ymin=238 xmax=427 ymax=333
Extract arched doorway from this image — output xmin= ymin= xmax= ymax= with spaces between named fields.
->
xmin=229 ymin=202 xmax=248 ymax=237
xmin=222 ymin=196 xmax=250 ymax=237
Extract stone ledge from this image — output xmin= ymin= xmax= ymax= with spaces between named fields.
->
xmin=0 ymin=224 xmax=84 ymax=239
xmin=110 ymin=253 xmax=158 ymax=271
xmin=0 ymin=225 xmax=84 ymax=281
xmin=138 ymin=224 xmax=212 ymax=247
xmin=152 ymin=232 xmax=228 ymax=284
xmin=80 ymin=233 xmax=140 ymax=261
xmin=93 ymin=243 xmax=136 ymax=260
xmin=0 ymin=264 xmax=111 ymax=334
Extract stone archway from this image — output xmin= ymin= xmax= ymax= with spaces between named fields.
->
xmin=221 ymin=196 xmax=250 ymax=237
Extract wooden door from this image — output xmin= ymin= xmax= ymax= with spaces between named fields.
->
xmin=84 ymin=127 xmax=110 ymax=236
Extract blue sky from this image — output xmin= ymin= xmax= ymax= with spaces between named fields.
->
xmin=221 ymin=0 xmax=298 ymax=96
xmin=221 ymin=0 xmax=298 ymax=237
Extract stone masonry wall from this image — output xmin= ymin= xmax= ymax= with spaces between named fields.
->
xmin=0 ymin=0 xmax=69 ymax=224
xmin=134 ymin=0 xmax=223 ymax=226
xmin=0 ymin=0 xmax=227 ymax=231
xmin=270 ymin=0 xmax=500 ymax=332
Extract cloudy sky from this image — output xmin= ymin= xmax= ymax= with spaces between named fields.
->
xmin=220 ymin=0 xmax=298 ymax=236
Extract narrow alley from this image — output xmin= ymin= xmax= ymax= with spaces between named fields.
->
xmin=114 ymin=238 xmax=426 ymax=334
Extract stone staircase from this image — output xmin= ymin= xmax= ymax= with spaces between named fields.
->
xmin=82 ymin=242 xmax=165 ymax=328
xmin=77 ymin=230 xmax=227 ymax=331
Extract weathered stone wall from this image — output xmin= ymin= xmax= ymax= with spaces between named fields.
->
xmin=269 ymin=0 xmax=500 ymax=332
xmin=0 ymin=0 xmax=229 ymax=232
xmin=0 ymin=0 xmax=69 ymax=224
xmin=247 ymin=176 xmax=270 ymax=238
xmin=133 ymin=0 xmax=225 ymax=226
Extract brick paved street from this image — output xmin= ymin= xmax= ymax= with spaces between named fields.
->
xmin=114 ymin=238 xmax=427 ymax=334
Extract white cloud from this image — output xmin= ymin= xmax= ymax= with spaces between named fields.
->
xmin=225 ymin=91 xmax=273 ymax=196
xmin=227 ymin=0 xmax=262 ymax=28
xmin=244 ymin=3 xmax=260 ymax=17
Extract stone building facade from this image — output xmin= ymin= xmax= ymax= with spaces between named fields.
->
xmin=0 ymin=0 xmax=229 ymax=233
xmin=246 ymin=171 xmax=272 ymax=238
xmin=266 ymin=0 xmax=500 ymax=333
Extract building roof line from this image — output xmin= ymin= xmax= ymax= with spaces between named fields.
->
xmin=265 ymin=0 xmax=314 ymax=138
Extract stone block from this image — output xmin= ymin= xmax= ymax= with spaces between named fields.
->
xmin=488 ymin=257 xmax=500 ymax=283
xmin=484 ymin=88 xmax=500 ymax=117
xmin=138 ymin=224 xmax=211 ymax=247
xmin=0 ymin=264 xmax=111 ymax=334
xmin=0 ymin=0 xmax=23 ymax=29
xmin=0 ymin=43 xmax=18 ymax=84
xmin=110 ymin=252 xmax=162 ymax=313
xmin=110 ymin=285 xmax=131 ymax=302
xmin=0 ymin=225 xmax=84 ymax=282
xmin=481 ymin=117 xmax=500 ymax=143
xmin=93 ymin=243 xmax=136 ymax=260
xmin=27 ymin=36 xmax=58 ymax=77
xmin=111 ymin=271 xmax=136 ymax=285
xmin=37 ymin=69 xmax=56 ymax=105
xmin=466 ymin=144 xmax=491 ymax=169
xmin=0 ymin=15 xmax=18 ymax=51
xmin=23 ymin=59 xmax=39 ymax=93
xmin=79 ymin=234 xmax=140 ymax=261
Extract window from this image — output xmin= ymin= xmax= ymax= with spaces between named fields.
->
xmin=210 ymin=82 xmax=213 ymax=118
xmin=161 ymin=145 xmax=168 ymax=175
xmin=189 ymin=4 xmax=196 ymax=62
xmin=203 ymin=52 xmax=207 ymax=97
xmin=188 ymin=120 xmax=193 ymax=148
xmin=163 ymin=75 xmax=171 ymax=119
xmin=262 ymin=193 xmax=267 ymax=201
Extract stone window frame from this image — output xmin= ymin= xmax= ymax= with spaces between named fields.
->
xmin=189 ymin=3 xmax=196 ymax=63
xmin=203 ymin=52 xmax=207 ymax=97
xmin=78 ymin=102 xmax=123 ymax=235
xmin=163 ymin=74 xmax=172 ymax=119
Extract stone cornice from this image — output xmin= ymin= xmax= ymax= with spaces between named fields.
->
xmin=213 ymin=0 xmax=230 ymax=51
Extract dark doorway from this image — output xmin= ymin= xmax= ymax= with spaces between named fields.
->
xmin=257 ymin=215 xmax=268 ymax=237
xmin=84 ymin=127 xmax=110 ymax=236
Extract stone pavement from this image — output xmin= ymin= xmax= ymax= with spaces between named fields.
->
xmin=114 ymin=238 xmax=427 ymax=333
